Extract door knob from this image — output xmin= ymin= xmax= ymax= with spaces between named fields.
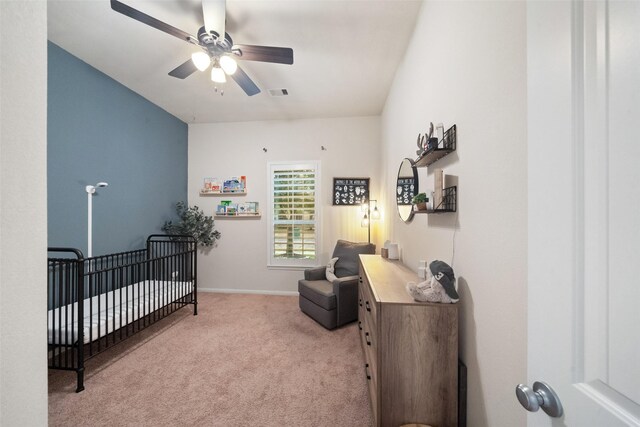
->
xmin=515 ymin=381 xmax=563 ymax=418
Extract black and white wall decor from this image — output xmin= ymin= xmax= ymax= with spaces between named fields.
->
xmin=396 ymin=177 xmax=415 ymax=205
xmin=333 ymin=177 xmax=370 ymax=206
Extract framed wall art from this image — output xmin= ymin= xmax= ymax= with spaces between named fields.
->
xmin=333 ymin=177 xmax=370 ymax=206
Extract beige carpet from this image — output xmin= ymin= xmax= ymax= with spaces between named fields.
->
xmin=49 ymin=293 xmax=373 ymax=426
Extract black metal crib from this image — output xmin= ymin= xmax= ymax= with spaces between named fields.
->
xmin=47 ymin=235 xmax=197 ymax=392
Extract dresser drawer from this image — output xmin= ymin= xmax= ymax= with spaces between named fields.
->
xmin=359 ymin=267 xmax=378 ymax=328
xmin=359 ymin=314 xmax=377 ymax=358
xmin=362 ymin=309 xmax=378 ymax=361
xmin=358 ymin=287 xmax=366 ymax=334
xmin=362 ymin=317 xmax=378 ymax=423
xmin=359 ymin=303 xmax=378 ymax=387
xmin=365 ymin=358 xmax=378 ymax=425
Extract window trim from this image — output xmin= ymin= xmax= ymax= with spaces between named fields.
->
xmin=267 ymin=161 xmax=321 ymax=268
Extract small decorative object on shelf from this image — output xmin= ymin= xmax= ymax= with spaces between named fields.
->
xmin=414 ymin=124 xmax=457 ymax=167
xmin=200 ymin=175 xmax=248 ymax=195
xmin=202 ymin=177 xmax=221 ymax=194
xmin=411 ymin=192 xmax=429 ymax=212
xmin=434 ymin=168 xmax=444 ymax=208
xmin=223 ymin=176 xmax=245 ymax=193
xmin=416 ymin=122 xmax=440 ymax=156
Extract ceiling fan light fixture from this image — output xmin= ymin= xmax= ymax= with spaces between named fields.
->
xmin=219 ymin=55 xmax=238 ymax=75
xmin=211 ymin=66 xmax=226 ymax=83
xmin=109 ymin=0 xmax=293 ymax=97
xmin=192 ymin=52 xmax=211 ymax=71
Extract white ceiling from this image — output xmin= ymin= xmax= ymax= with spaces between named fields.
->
xmin=48 ymin=0 xmax=421 ymax=124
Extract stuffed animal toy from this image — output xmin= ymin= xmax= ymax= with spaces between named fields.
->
xmin=325 ymin=257 xmax=339 ymax=282
xmin=406 ymin=260 xmax=459 ymax=303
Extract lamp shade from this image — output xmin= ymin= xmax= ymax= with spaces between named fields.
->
xmin=220 ymin=55 xmax=238 ymax=75
xmin=371 ymin=205 xmax=380 ymax=220
xmin=211 ymin=66 xmax=226 ymax=83
xmin=191 ymin=52 xmax=211 ymax=71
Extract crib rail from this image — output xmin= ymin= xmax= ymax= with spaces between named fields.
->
xmin=47 ymin=235 xmax=197 ymax=393
xmin=48 ymin=248 xmax=86 ymax=390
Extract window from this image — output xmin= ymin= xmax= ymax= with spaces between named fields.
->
xmin=268 ymin=161 xmax=320 ymax=267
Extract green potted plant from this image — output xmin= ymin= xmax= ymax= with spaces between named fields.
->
xmin=162 ymin=202 xmax=221 ymax=247
xmin=411 ymin=193 xmax=429 ymax=211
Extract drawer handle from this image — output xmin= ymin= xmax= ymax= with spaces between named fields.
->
xmin=365 ymin=363 xmax=371 ymax=380
xmin=365 ymin=300 xmax=371 ymax=312
xmin=365 ymin=332 xmax=371 ymax=346
xmin=358 ymin=321 xmax=362 ymax=331
xmin=359 ymin=298 xmax=363 ymax=307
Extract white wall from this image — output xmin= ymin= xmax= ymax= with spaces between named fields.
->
xmin=381 ymin=2 xmax=527 ymax=426
xmin=189 ymin=116 xmax=381 ymax=293
xmin=0 ymin=1 xmax=48 ymax=425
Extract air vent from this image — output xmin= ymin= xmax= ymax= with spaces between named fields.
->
xmin=268 ymin=88 xmax=289 ymax=97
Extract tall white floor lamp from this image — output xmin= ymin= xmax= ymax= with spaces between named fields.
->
xmin=85 ymin=182 xmax=108 ymax=258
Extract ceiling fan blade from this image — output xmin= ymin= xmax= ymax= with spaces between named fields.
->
xmin=168 ymin=59 xmax=198 ymax=79
xmin=202 ymin=0 xmax=225 ymax=39
xmin=233 ymin=45 xmax=294 ymax=65
xmin=231 ymin=66 xmax=260 ymax=96
xmin=110 ymin=0 xmax=197 ymax=44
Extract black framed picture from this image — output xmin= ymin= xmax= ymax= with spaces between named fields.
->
xmin=333 ymin=177 xmax=370 ymax=206
xmin=396 ymin=177 xmax=416 ymax=205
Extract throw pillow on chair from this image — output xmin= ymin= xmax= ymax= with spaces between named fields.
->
xmin=325 ymin=257 xmax=339 ymax=282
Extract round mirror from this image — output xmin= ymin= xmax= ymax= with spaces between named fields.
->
xmin=396 ymin=158 xmax=418 ymax=223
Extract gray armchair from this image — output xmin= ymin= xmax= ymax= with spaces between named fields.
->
xmin=298 ymin=240 xmax=376 ymax=329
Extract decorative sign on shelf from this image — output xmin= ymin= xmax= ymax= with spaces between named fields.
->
xmin=333 ymin=177 xmax=370 ymax=206
xmin=396 ymin=178 xmax=415 ymax=205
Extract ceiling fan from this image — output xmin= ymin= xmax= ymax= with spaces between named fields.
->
xmin=110 ymin=0 xmax=294 ymax=96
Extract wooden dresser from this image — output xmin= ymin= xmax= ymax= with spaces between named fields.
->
xmin=358 ymin=255 xmax=458 ymax=427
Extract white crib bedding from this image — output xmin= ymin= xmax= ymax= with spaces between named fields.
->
xmin=48 ymin=280 xmax=193 ymax=345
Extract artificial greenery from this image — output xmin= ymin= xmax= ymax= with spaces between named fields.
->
xmin=411 ymin=193 xmax=428 ymax=204
xmin=162 ymin=202 xmax=221 ymax=247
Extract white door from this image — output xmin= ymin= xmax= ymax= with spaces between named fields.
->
xmin=527 ymin=0 xmax=640 ymax=425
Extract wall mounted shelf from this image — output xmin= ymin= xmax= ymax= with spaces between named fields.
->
xmin=414 ymin=124 xmax=457 ymax=167
xmin=200 ymin=191 xmax=247 ymax=196
xmin=413 ymin=186 xmax=457 ymax=214
xmin=409 ymin=124 xmax=457 ymax=215
xmin=214 ymin=213 xmax=261 ymax=219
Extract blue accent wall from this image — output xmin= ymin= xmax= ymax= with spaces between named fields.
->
xmin=48 ymin=42 xmax=187 ymax=256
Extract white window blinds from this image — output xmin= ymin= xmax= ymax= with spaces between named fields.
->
xmin=268 ymin=162 xmax=320 ymax=267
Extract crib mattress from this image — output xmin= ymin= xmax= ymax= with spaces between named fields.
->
xmin=48 ymin=280 xmax=193 ymax=345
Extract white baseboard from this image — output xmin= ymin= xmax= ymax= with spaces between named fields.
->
xmin=198 ymin=288 xmax=299 ymax=297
